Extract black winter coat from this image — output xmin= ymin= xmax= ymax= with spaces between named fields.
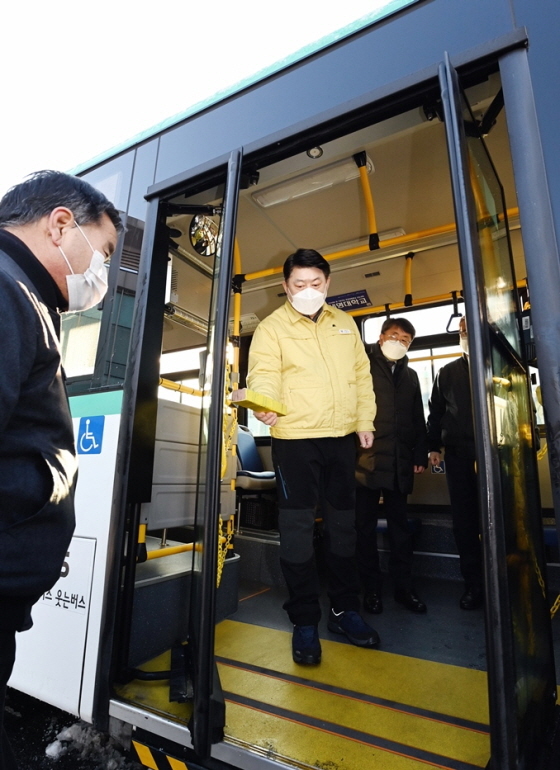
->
xmin=0 ymin=231 xmax=76 ymax=631
xmin=356 ymin=342 xmax=428 ymax=494
xmin=426 ymin=354 xmax=475 ymax=458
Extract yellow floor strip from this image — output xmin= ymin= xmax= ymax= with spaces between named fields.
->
xmin=116 ymin=621 xmax=491 ymax=769
xmin=225 ymin=700 xmax=443 ymax=770
xmin=215 ymin=620 xmax=490 ymax=725
xmin=218 ymin=665 xmax=488 ymax=767
xmin=215 ymin=620 xmax=490 ymax=769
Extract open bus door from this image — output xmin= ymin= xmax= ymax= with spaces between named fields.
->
xmin=187 ymin=149 xmax=242 ymax=758
xmin=439 ymin=54 xmax=556 ymax=768
xmin=111 ymin=149 xmax=242 ymax=762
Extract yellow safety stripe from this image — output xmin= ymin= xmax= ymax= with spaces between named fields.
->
xmin=132 ymin=740 xmax=190 ymax=770
xmin=132 ymin=741 xmax=159 ymax=769
xmin=167 ymin=757 xmax=189 ymax=770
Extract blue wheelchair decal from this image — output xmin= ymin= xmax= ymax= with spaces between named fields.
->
xmin=77 ymin=416 xmax=105 ymax=454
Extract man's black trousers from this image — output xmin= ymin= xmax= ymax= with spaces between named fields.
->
xmin=355 ymin=484 xmax=414 ymax=593
xmin=271 ymin=434 xmax=361 ymax=626
xmin=445 ymin=451 xmax=483 ymax=592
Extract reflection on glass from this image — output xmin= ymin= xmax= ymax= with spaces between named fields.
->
xmin=462 ymin=105 xmax=520 ymax=352
xmin=491 ymin=346 xmax=553 ymax=747
xmin=190 ymin=214 xmax=220 ymax=257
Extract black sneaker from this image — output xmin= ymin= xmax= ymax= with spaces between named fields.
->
xmin=292 ymin=624 xmax=321 ymax=665
xmin=327 ymin=609 xmax=380 ymax=648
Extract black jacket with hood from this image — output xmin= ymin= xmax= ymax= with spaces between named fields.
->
xmin=356 ymin=341 xmax=428 ymax=495
xmin=0 ymin=230 xmax=76 ymax=631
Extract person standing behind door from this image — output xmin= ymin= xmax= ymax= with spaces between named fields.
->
xmin=356 ymin=317 xmax=428 ymax=615
xmin=247 ymin=248 xmax=379 ymax=666
xmin=426 ymin=317 xmax=484 ymax=610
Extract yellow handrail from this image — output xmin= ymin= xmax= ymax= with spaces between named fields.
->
xmin=242 ymin=207 xmax=520 ymax=283
xmin=159 ymin=378 xmax=204 ymax=397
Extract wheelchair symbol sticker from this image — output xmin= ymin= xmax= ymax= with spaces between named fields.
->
xmin=77 ymin=416 xmax=105 ymax=454
xmin=431 ymin=460 xmax=446 ymax=474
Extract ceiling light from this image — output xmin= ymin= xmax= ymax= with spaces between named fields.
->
xmin=306 ymin=146 xmax=323 ymax=159
xmin=252 ymin=154 xmax=374 ymax=208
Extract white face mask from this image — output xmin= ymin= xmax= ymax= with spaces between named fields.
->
xmin=381 ymin=339 xmax=408 ymax=361
xmin=59 ymin=222 xmax=109 ymax=312
xmin=288 ymin=286 xmax=326 ymax=316
xmin=460 ymin=336 xmax=469 ymax=355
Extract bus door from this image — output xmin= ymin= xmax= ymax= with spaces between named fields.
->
xmin=187 ymin=150 xmax=242 ymax=758
xmin=114 ymin=149 xmax=242 ymax=761
xmin=439 ymin=55 xmax=556 ymax=768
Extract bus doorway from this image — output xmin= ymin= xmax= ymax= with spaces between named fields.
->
xmin=109 ymin=55 xmax=558 ymax=770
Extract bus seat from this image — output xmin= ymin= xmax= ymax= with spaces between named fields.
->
xmin=236 ymin=426 xmax=276 ymax=491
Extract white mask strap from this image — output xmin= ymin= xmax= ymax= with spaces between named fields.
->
xmin=75 ymin=221 xmax=96 ymax=253
xmin=58 ymin=245 xmax=74 ymax=275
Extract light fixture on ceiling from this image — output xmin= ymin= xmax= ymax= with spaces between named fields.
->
xmin=252 ymin=154 xmax=374 ymax=208
xmin=306 ymin=146 xmax=323 ymax=159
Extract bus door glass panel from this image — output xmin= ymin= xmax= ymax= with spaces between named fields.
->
xmin=462 ymin=84 xmax=555 ymax=749
xmin=188 ymin=150 xmax=242 ymax=757
xmin=439 ymin=57 xmax=556 ymax=766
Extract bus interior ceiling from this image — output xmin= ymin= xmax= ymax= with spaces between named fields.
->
xmin=119 ymin=70 xmax=560 ymax=770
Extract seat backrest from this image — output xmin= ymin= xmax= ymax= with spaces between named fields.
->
xmin=236 ymin=426 xmax=264 ymax=472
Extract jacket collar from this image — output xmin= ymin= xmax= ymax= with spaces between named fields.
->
xmin=0 ymin=229 xmax=67 ymax=312
xmin=284 ymin=299 xmax=336 ymax=324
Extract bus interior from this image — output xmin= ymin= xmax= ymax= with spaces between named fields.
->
xmin=61 ymin=63 xmax=560 ymax=770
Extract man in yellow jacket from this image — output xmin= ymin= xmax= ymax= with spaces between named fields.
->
xmin=247 ymin=248 xmax=379 ymax=665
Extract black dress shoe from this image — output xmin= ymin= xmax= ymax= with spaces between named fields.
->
xmin=394 ymin=588 xmax=427 ymax=613
xmin=460 ymin=589 xmax=484 ymax=610
xmin=364 ymin=593 xmax=383 ymax=614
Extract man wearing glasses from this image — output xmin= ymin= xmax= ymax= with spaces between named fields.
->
xmin=356 ymin=317 xmax=428 ymax=615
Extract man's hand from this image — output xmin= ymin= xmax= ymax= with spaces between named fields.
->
xmin=253 ymin=410 xmax=278 ymax=427
xmin=429 ymin=451 xmax=442 ymax=467
xmin=357 ymin=431 xmax=374 ymax=449
xmin=413 ymin=465 xmax=425 ymax=474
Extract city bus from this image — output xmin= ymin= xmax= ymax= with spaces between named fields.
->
xmin=8 ymin=0 xmax=560 ymax=768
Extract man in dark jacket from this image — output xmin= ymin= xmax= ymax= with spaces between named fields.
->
xmin=0 ymin=170 xmax=122 ymax=769
xmin=427 ymin=317 xmax=483 ymax=610
xmin=356 ymin=317 xmax=428 ymax=615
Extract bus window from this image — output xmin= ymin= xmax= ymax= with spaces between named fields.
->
xmin=408 ymin=343 xmax=462 ymax=416
xmin=60 ymin=307 xmax=102 ymax=378
xmin=246 ymin=409 xmax=272 ymax=438
xmin=158 ymin=346 xmax=206 ymax=407
xmin=363 ymin=301 xmax=465 ymax=342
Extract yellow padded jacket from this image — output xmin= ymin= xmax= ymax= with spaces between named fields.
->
xmin=247 ymin=300 xmax=376 ymax=439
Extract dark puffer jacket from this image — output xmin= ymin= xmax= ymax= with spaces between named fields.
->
xmin=0 ymin=231 xmax=76 ymax=631
xmin=356 ymin=342 xmax=428 ymax=494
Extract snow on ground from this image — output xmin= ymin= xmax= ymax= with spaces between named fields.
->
xmin=45 ymin=722 xmax=134 ymax=768
xmin=5 ymin=688 xmax=142 ymax=769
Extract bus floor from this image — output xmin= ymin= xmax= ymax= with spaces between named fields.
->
xmin=117 ymin=576 xmax=560 ymax=770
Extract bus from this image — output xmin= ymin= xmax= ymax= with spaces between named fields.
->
xmin=9 ymin=1 xmax=560 ymax=768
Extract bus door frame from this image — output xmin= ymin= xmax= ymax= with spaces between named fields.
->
xmin=439 ymin=52 xmax=557 ymax=768
xmin=105 ymin=150 xmax=243 ymax=758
